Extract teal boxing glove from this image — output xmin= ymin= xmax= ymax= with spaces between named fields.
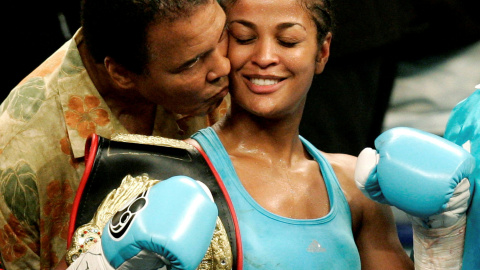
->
xmin=445 ymin=84 xmax=480 ymax=270
xmin=355 ymin=127 xmax=475 ymax=228
xmin=101 ymin=175 xmax=218 ymax=270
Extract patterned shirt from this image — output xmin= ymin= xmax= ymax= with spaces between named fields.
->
xmin=0 ymin=29 xmax=229 ymax=270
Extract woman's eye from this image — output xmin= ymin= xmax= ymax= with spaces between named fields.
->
xmin=233 ymin=36 xmax=256 ymax=45
xmin=279 ymin=39 xmax=299 ymax=48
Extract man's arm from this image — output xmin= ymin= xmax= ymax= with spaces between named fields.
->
xmin=0 ymin=144 xmax=42 ymax=270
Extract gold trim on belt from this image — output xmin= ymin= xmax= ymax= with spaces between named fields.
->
xmin=66 ymin=174 xmax=232 ymax=270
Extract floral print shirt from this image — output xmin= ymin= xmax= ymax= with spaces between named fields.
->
xmin=0 ymin=29 xmax=229 ymax=270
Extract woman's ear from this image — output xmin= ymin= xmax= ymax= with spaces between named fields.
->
xmin=104 ymin=56 xmax=136 ymax=89
xmin=315 ymin=32 xmax=332 ymax=75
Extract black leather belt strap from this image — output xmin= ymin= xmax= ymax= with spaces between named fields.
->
xmin=68 ymin=134 xmax=238 ymax=268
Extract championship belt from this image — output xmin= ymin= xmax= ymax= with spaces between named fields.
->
xmin=67 ymin=133 xmax=242 ymax=269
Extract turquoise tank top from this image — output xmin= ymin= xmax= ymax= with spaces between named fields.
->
xmin=192 ymin=127 xmax=361 ymax=269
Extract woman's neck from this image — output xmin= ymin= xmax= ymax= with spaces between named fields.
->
xmin=214 ymin=108 xmax=306 ymax=165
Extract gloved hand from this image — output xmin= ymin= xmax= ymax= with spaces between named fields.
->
xmin=354 ymin=127 xmax=475 ymax=228
xmin=101 ymin=175 xmax=218 ymax=270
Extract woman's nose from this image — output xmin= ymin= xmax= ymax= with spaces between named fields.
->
xmin=251 ymin=38 xmax=279 ymax=68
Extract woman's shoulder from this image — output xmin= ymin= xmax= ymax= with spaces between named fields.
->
xmin=321 ymin=152 xmax=361 ymax=202
xmin=321 ymin=152 xmax=373 ymax=229
xmin=321 ymin=152 xmax=357 ymax=183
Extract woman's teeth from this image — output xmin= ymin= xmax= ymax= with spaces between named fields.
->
xmin=250 ymin=78 xmax=279 ymax=86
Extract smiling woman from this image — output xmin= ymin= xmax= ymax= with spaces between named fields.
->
xmin=224 ymin=0 xmax=330 ymax=119
xmin=185 ymin=0 xmax=413 ymax=268
xmin=186 ymin=0 xmax=469 ymax=267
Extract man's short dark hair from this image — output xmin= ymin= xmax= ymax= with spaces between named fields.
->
xmin=81 ymin=0 xmax=210 ymax=74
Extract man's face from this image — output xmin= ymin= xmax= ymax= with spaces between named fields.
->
xmin=134 ymin=0 xmax=230 ymax=117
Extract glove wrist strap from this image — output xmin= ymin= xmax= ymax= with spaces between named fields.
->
xmin=413 ymin=215 xmax=466 ymax=270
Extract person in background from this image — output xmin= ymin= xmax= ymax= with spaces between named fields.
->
xmin=0 ymin=0 xmax=230 ymax=269
xmin=444 ymin=83 xmax=480 ymax=269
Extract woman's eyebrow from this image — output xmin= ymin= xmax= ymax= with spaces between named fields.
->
xmin=228 ymin=20 xmax=256 ymax=30
xmin=276 ymin=22 xmax=306 ymax=31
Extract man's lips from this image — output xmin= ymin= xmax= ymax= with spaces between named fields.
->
xmin=216 ymin=85 xmax=229 ymax=99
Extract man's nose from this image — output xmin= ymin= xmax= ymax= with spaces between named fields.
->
xmin=207 ymin=37 xmax=230 ymax=83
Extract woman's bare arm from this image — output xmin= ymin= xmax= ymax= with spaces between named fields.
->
xmin=326 ymin=153 xmax=414 ymax=270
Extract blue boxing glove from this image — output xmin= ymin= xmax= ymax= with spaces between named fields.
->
xmin=101 ymin=175 xmax=218 ymax=270
xmin=355 ymin=127 xmax=475 ymax=228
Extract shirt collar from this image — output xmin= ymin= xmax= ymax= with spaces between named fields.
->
xmin=58 ymin=29 xmax=128 ymax=158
